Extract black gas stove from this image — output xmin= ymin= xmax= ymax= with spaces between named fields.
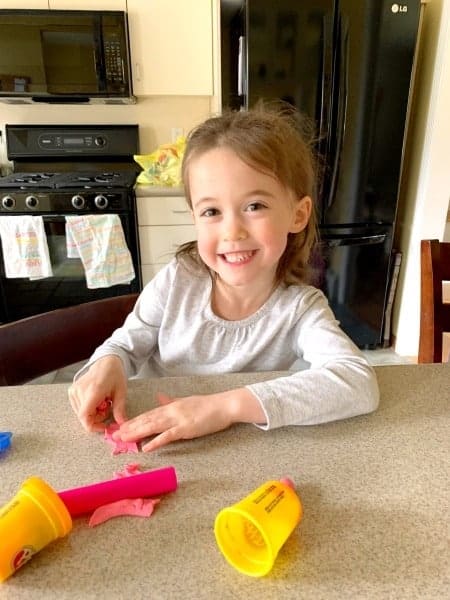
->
xmin=0 ymin=124 xmax=140 ymax=213
xmin=0 ymin=170 xmax=138 ymax=213
xmin=0 ymin=124 xmax=142 ymax=323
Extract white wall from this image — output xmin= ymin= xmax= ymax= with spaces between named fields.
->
xmin=393 ymin=0 xmax=450 ymax=358
xmin=0 ymin=96 xmax=212 ymax=173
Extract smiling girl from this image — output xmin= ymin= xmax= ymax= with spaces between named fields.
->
xmin=69 ymin=104 xmax=379 ymax=450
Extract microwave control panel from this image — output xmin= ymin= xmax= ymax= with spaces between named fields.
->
xmin=104 ymin=38 xmax=125 ymax=85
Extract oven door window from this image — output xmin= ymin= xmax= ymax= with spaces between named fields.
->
xmin=47 ymin=218 xmax=85 ymax=278
xmin=0 ymin=216 xmax=140 ymax=324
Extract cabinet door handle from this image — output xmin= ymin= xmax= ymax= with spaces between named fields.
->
xmin=171 ymin=209 xmax=190 ymax=214
xmin=134 ymin=62 xmax=141 ymax=81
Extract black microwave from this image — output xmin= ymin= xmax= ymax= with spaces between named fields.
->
xmin=0 ymin=9 xmax=135 ymax=104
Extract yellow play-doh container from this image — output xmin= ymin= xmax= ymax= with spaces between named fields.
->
xmin=0 ymin=476 xmax=72 ymax=583
xmin=214 ymin=479 xmax=302 ymax=577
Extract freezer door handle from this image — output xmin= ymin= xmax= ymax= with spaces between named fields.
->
xmin=321 ymin=233 xmax=387 ymax=247
xmin=318 ymin=13 xmax=333 ymax=156
xmin=317 ymin=12 xmax=334 ymax=207
xmin=327 ymin=16 xmax=349 ymax=211
xmin=237 ymin=35 xmax=246 ymax=97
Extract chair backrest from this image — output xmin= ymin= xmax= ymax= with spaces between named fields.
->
xmin=418 ymin=239 xmax=450 ymax=363
xmin=0 ymin=293 xmax=138 ymax=386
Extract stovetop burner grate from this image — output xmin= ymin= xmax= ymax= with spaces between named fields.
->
xmin=0 ymin=170 xmax=137 ymax=190
xmin=54 ymin=171 xmax=137 ymax=189
xmin=0 ymin=172 xmax=59 ymax=188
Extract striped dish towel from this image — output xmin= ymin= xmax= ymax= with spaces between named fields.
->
xmin=65 ymin=214 xmax=135 ymax=289
xmin=0 ymin=215 xmax=52 ymax=279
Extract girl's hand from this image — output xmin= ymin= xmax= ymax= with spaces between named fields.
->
xmin=68 ymin=355 xmax=128 ymax=432
xmin=112 ymin=388 xmax=266 ymax=452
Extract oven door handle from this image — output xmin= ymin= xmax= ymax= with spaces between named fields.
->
xmin=40 ymin=214 xmax=126 ymax=221
xmin=41 ymin=215 xmax=68 ymax=222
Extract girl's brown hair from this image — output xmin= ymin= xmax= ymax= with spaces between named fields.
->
xmin=177 ymin=101 xmax=319 ymax=285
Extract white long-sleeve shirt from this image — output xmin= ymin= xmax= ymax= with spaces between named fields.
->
xmin=81 ymin=258 xmax=379 ymax=429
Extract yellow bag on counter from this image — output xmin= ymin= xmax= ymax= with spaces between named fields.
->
xmin=134 ymin=137 xmax=186 ymax=187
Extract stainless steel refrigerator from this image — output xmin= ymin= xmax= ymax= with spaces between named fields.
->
xmin=221 ymin=0 xmax=421 ymax=348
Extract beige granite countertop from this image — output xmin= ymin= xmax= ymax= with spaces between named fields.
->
xmin=0 ymin=364 xmax=449 ymax=599
xmin=134 ymin=184 xmax=184 ymax=197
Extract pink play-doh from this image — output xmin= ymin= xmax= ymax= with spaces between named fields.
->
xmin=58 ymin=466 xmax=177 ymax=517
xmin=104 ymin=423 xmax=139 ymax=455
xmin=88 ymin=497 xmax=160 ymax=527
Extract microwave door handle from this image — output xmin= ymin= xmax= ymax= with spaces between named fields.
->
xmin=93 ymin=47 xmax=107 ymax=90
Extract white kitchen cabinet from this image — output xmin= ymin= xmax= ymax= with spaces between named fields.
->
xmin=48 ymin=1 xmax=126 ymax=9
xmin=140 ymin=224 xmax=197 ymax=266
xmin=126 ymin=0 xmax=213 ymax=96
xmin=1 ymin=1 xmax=48 ymax=7
xmin=137 ymin=195 xmax=192 ymax=226
xmin=137 ymin=195 xmax=196 ymax=286
xmin=2 ymin=1 xmax=127 ymax=10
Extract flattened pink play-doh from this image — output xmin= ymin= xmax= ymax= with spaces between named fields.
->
xmin=104 ymin=423 xmax=139 ymax=455
xmin=88 ymin=497 xmax=160 ymax=527
xmin=114 ymin=463 xmax=141 ymax=478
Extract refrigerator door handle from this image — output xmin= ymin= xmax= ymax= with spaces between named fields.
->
xmin=327 ymin=16 xmax=349 ymax=210
xmin=318 ymin=12 xmax=334 ymax=207
xmin=321 ymin=233 xmax=387 ymax=248
xmin=237 ymin=35 xmax=246 ymax=98
xmin=318 ymin=13 xmax=334 ymax=151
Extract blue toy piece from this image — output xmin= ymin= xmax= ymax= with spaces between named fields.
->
xmin=0 ymin=431 xmax=12 ymax=454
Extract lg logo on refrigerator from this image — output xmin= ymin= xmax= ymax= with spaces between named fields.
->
xmin=391 ymin=3 xmax=408 ymax=13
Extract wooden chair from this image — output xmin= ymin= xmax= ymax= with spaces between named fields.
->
xmin=418 ymin=239 xmax=450 ymax=363
xmin=0 ymin=293 xmax=138 ymax=386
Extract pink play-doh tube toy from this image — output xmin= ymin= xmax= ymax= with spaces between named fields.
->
xmin=58 ymin=466 xmax=178 ymax=517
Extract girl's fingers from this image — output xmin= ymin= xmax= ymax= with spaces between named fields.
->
xmin=112 ymin=395 xmax=128 ymax=424
xmin=112 ymin=412 xmax=158 ymax=441
xmin=68 ymin=386 xmax=109 ymax=432
xmin=87 ymin=419 xmax=108 ymax=433
xmin=141 ymin=427 xmax=180 ymax=452
xmin=155 ymin=392 xmax=174 ymax=406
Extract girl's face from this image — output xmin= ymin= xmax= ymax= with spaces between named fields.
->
xmin=189 ymin=147 xmax=311 ymax=290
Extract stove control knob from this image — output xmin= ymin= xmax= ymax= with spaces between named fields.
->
xmin=94 ymin=194 xmax=109 ymax=209
xmin=25 ymin=195 xmax=39 ymax=209
xmin=94 ymin=136 xmax=106 ymax=147
xmin=71 ymin=194 xmax=85 ymax=209
xmin=1 ymin=195 xmax=15 ymax=210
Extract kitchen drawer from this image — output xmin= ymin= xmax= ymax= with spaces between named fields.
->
xmin=139 ymin=225 xmax=197 ymax=264
xmin=137 ymin=196 xmax=192 ymax=225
